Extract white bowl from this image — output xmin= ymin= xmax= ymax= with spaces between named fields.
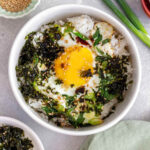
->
xmin=9 ymin=4 xmax=141 ymax=136
xmin=0 ymin=116 xmax=44 ymax=150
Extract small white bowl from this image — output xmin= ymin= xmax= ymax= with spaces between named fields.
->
xmin=0 ymin=116 xmax=44 ymax=150
xmin=0 ymin=0 xmax=40 ymax=19
xmin=9 ymin=4 xmax=141 ymax=136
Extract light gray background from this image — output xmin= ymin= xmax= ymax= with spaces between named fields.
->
xmin=0 ymin=0 xmax=150 ymax=150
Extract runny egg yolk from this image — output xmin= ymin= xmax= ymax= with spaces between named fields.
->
xmin=54 ymin=45 xmax=94 ymax=87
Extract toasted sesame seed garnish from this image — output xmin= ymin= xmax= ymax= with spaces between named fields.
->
xmin=0 ymin=0 xmax=31 ymax=12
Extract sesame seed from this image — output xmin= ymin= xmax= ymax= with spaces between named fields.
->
xmin=0 ymin=0 xmax=31 ymax=12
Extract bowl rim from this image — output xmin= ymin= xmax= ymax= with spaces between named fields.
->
xmin=0 ymin=116 xmax=44 ymax=150
xmin=141 ymin=0 xmax=150 ymax=17
xmin=0 ymin=0 xmax=41 ymax=19
xmin=8 ymin=4 xmax=141 ymax=136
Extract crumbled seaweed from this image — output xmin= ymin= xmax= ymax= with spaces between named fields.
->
xmin=0 ymin=126 xmax=33 ymax=150
xmin=96 ymin=54 xmax=129 ymax=102
xmin=55 ymin=79 xmax=63 ymax=85
xmin=80 ymin=69 xmax=93 ymax=77
xmin=16 ymin=24 xmax=64 ymax=102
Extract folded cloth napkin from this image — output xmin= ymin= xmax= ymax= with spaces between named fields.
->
xmin=80 ymin=120 xmax=150 ymax=150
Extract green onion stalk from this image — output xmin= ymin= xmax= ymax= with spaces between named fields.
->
xmin=116 ymin=0 xmax=148 ymax=34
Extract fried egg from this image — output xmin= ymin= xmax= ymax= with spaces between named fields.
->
xmin=37 ymin=44 xmax=99 ymax=97
xmin=36 ymin=15 xmax=116 ymax=97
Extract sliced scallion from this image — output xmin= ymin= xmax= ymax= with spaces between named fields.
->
xmin=102 ymin=38 xmax=111 ymax=45
xmin=73 ymin=32 xmax=89 ymax=40
xmin=93 ymin=27 xmax=103 ymax=46
xmin=96 ymin=47 xmax=105 ymax=56
xmin=116 ymin=0 xmax=147 ymax=34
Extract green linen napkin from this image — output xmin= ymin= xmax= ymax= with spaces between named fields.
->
xmin=80 ymin=121 xmax=150 ymax=150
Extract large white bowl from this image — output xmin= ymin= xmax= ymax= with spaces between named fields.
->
xmin=0 ymin=116 xmax=44 ymax=150
xmin=9 ymin=4 xmax=141 ymax=136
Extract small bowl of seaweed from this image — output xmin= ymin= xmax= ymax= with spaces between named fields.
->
xmin=0 ymin=116 xmax=44 ymax=150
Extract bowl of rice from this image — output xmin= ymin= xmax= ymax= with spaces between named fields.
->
xmin=9 ymin=4 xmax=141 ymax=136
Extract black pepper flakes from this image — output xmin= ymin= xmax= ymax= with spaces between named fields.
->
xmin=80 ymin=69 xmax=93 ymax=77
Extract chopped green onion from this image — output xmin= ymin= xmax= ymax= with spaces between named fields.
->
xmin=93 ymin=27 xmax=100 ymax=39
xmin=73 ymin=32 xmax=89 ymax=40
xmin=64 ymin=22 xmax=89 ymax=41
xmin=76 ymin=113 xmax=85 ymax=124
xmin=69 ymin=33 xmax=74 ymax=41
xmin=102 ymin=38 xmax=111 ymax=45
xmin=94 ymin=35 xmax=102 ymax=46
xmin=42 ymin=106 xmax=54 ymax=114
xmin=62 ymin=94 xmax=76 ymax=105
xmin=64 ymin=22 xmax=74 ymax=33
xmin=102 ymin=0 xmax=150 ymax=47
xmin=116 ymin=0 xmax=148 ymax=34
xmin=96 ymin=47 xmax=105 ymax=56
xmin=84 ymin=93 xmax=96 ymax=102
xmin=55 ymin=104 xmax=65 ymax=112
xmin=93 ymin=27 xmax=103 ymax=46
xmin=88 ymin=117 xmax=103 ymax=125
xmin=33 ymin=81 xmax=40 ymax=92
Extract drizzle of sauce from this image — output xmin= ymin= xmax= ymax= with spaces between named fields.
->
xmin=75 ymin=86 xmax=85 ymax=94
xmin=89 ymin=36 xmax=94 ymax=42
xmin=145 ymin=0 xmax=150 ymax=10
xmin=61 ymin=63 xmax=65 ymax=68
xmin=76 ymin=37 xmax=90 ymax=47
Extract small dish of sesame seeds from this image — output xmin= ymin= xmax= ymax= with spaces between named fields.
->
xmin=0 ymin=0 xmax=40 ymax=19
